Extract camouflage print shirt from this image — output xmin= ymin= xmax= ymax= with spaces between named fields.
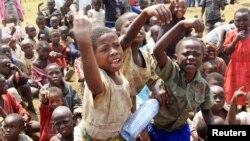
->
xmin=153 ymin=57 xmax=215 ymax=131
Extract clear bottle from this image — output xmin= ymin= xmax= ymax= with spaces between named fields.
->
xmin=120 ymin=99 xmax=160 ymax=141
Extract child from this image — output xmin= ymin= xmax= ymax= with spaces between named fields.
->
xmin=39 ymin=63 xmax=82 ymax=113
xmin=20 ymin=39 xmax=38 ymax=75
xmin=116 ymin=4 xmax=171 ymax=111
xmin=59 ymin=26 xmax=73 ymax=48
xmin=0 ymin=48 xmax=35 ymax=113
xmin=71 ymin=8 xmax=132 ymax=140
xmin=202 ymin=41 xmax=227 ymax=75
xmin=31 ymin=41 xmax=51 ymax=88
xmin=50 ymin=106 xmax=74 ymax=141
xmin=37 ymin=0 xmax=61 ymax=27
xmin=145 ymin=25 xmax=161 ymax=55
xmin=157 ymin=0 xmax=191 ymax=59
xmin=36 ymin=15 xmax=50 ymax=42
xmin=152 ymin=18 xmax=214 ymax=141
xmin=2 ymin=35 xmax=22 ymax=59
xmin=191 ymin=85 xmax=227 ymax=141
xmin=200 ymin=60 xmax=218 ymax=78
xmin=39 ymin=87 xmax=64 ymax=141
xmin=49 ymin=30 xmax=68 ymax=77
xmin=206 ymin=72 xmax=224 ymax=87
xmin=227 ymin=87 xmax=250 ymax=125
xmin=25 ymin=25 xmax=38 ymax=50
xmin=3 ymin=113 xmax=33 ymax=141
xmin=223 ymin=8 xmax=250 ymax=107
xmin=60 ymin=0 xmax=73 ymax=17
xmin=86 ymin=0 xmax=105 ymax=27
xmin=199 ymin=0 xmax=226 ymax=32
xmin=50 ymin=16 xmax=60 ymax=31
xmin=0 ymin=74 xmax=30 ymax=121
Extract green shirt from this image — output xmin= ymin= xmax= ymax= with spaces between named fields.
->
xmin=153 ymin=57 xmax=214 ymax=131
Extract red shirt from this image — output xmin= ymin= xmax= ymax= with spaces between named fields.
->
xmin=49 ymin=43 xmax=68 ymax=68
xmin=39 ymin=103 xmax=56 ymax=141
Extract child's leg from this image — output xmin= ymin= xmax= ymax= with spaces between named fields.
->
xmin=19 ymin=84 xmax=36 ymax=113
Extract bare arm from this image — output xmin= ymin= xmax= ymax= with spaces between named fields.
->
xmin=224 ymin=30 xmax=246 ymax=55
xmin=200 ymin=6 xmax=205 ymax=20
xmin=120 ymin=4 xmax=172 ymax=50
xmin=71 ymin=6 xmax=104 ymax=96
xmin=216 ymin=28 xmax=226 ymax=53
xmin=201 ymin=109 xmax=214 ymax=125
xmin=153 ymin=18 xmax=204 ymax=69
xmin=227 ymin=87 xmax=245 ymax=125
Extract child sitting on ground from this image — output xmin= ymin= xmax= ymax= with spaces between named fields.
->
xmin=31 ymin=41 xmax=51 ymax=88
xmin=50 ymin=106 xmax=74 ymax=141
xmin=191 ymin=85 xmax=227 ymax=141
xmin=25 ymin=25 xmax=38 ymax=50
xmin=39 ymin=87 xmax=64 ymax=141
xmin=49 ymin=30 xmax=68 ymax=78
xmin=39 ymin=63 xmax=82 ymax=113
xmin=3 ymin=113 xmax=33 ymax=141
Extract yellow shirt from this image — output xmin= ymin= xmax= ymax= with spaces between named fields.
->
xmin=81 ymin=69 xmax=132 ymax=140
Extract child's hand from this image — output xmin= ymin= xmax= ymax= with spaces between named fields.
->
xmin=143 ymin=3 xmax=172 ymax=25
xmin=236 ymin=30 xmax=247 ymax=41
xmin=22 ymin=114 xmax=30 ymax=123
xmin=180 ymin=18 xmax=204 ymax=34
xmin=232 ymin=86 xmax=247 ymax=100
xmin=40 ymin=90 xmax=49 ymax=104
xmin=38 ymin=2 xmax=44 ymax=7
xmin=150 ymin=89 xmax=169 ymax=106
xmin=70 ymin=4 xmax=92 ymax=45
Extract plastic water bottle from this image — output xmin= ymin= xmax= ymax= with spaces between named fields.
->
xmin=121 ymin=99 xmax=160 ymax=141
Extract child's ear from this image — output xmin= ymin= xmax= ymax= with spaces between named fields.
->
xmin=173 ymin=54 xmax=177 ymax=61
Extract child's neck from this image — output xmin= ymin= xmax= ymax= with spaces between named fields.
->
xmin=8 ymin=136 xmax=19 ymax=141
xmin=52 ymin=42 xmax=60 ymax=47
xmin=61 ymin=133 xmax=73 ymax=140
xmin=28 ymin=36 xmax=34 ymax=40
xmin=106 ymin=71 xmax=123 ymax=85
xmin=51 ymin=81 xmax=63 ymax=89
xmin=184 ymin=71 xmax=196 ymax=83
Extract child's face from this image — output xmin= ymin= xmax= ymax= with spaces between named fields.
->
xmin=21 ymin=43 xmax=34 ymax=56
xmin=211 ymin=88 xmax=225 ymax=111
xmin=95 ymin=33 xmax=123 ymax=73
xmin=47 ymin=1 xmax=55 ymax=10
xmin=60 ymin=29 xmax=68 ymax=40
xmin=202 ymin=64 xmax=217 ymax=78
xmin=93 ymin=0 xmax=101 ymax=11
xmin=0 ymin=59 xmax=11 ymax=76
xmin=173 ymin=0 xmax=187 ymax=19
xmin=28 ymin=27 xmax=37 ymax=38
xmin=51 ymin=18 xmax=59 ymax=29
xmin=204 ymin=44 xmax=216 ymax=60
xmin=48 ymin=93 xmax=63 ymax=110
xmin=0 ymin=79 xmax=8 ymax=94
xmin=234 ymin=11 xmax=250 ymax=31
xmin=0 ymin=47 xmax=12 ymax=59
xmin=46 ymin=66 xmax=63 ymax=85
xmin=65 ymin=0 xmax=73 ymax=6
xmin=38 ymin=47 xmax=50 ymax=59
xmin=3 ymin=118 xmax=22 ymax=140
xmin=51 ymin=32 xmax=60 ymax=44
xmin=151 ymin=29 xmax=159 ymax=43
xmin=120 ymin=13 xmax=145 ymax=43
xmin=53 ymin=114 xmax=73 ymax=137
xmin=36 ymin=20 xmax=45 ymax=30
xmin=176 ymin=40 xmax=203 ymax=75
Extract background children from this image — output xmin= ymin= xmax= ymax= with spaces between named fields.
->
xmin=31 ymin=41 xmax=51 ymax=88
xmin=71 ymin=6 xmax=132 ymax=139
xmin=86 ymin=0 xmax=105 ymax=28
xmin=3 ymin=113 xmax=33 ymax=141
xmin=223 ymin=8 xmax=250 ymax=108
xmin=199 ymin=0 xmax=226 ymax=32
xmin=191 ymin=85 xmax=227 ymax=141
xmin=49 ymin=30 xmax=68 ymax=78
xmin=39 ymin=87 xmax=64 ymax=141
xmin=25 ymin=25 xmax=38 ymax=50
xmin=152 ymin=18 xmax=214 ymax=141
xmin=50 ymin=106 xmax=74 ymax=141
xmin=205 ymin=72 xmax=224 ymax=87
xmin=36 ymin=15 xmax=50 ymax=42
xmin=40 ymin=63 xmax=82 ymax=113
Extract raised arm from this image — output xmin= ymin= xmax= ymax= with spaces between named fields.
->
xmin=71 ymin=6 xmax=104 ymax=96
xmin=120 ymin=4 xmax=173 ymax=50
xmin=227 ymin=87 xmax=246 ymax=125
xmin=153 ymin=18 xmax=204 ymax=69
